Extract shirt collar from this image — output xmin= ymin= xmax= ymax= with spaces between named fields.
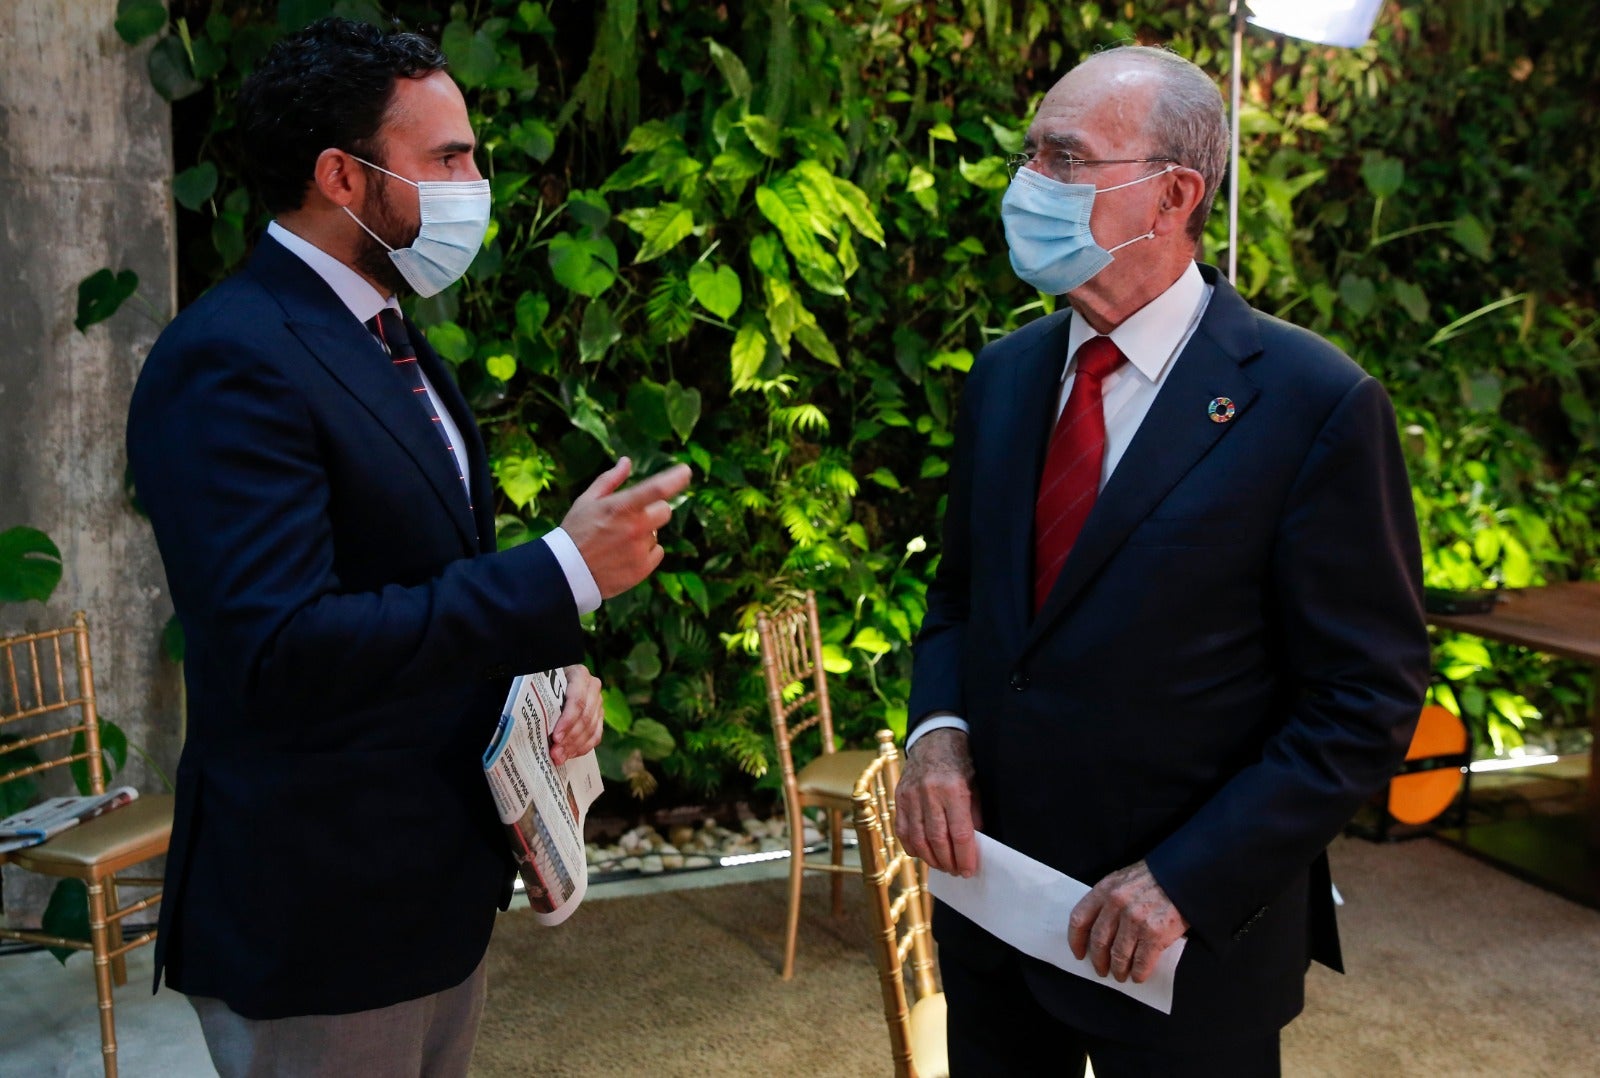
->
xmin=266 ymin=220 xmax=397 ymax=324
xmin=1065 ymin=261 xmax=1208 ymax=382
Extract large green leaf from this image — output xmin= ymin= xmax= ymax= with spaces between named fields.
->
xmin=426 ymin=322 xmax=474 ymax=364
xmin=74 ymin=269 xmax=139 ymax=333
xmin=114 ymin=0 xmax=167 ymax=45
xmin=172 ymin=162 xmax=218 ymax=211
xmin=619 ymin=203 xmax=696 ymax=263
xmin=958 ymin=155 xmax=1011 ymax=190
xmin=1360 ymin=152 xmax=1404 ymax=198
xmin=493 ymin=449 xmax=553 ymax=510
xmin=625 ymin=641 xmax=662 ymax=682
xmin=70 ymin=721 xmax=128 ymax=795
xmin=514 ymin=291 xmax=551 ymax=339
xmin=162 ymin=614 xmax=185 ymax=664
xmin=755 ymin=182 xmax=844 ymax=296
xmin=625 ymin=380 xmax=673 ymax=440
xmin=730 ymin=322 xmax=767 ymax=389
xmin=548 ymin=233 xmax=617 ymax=297
xmin=42 ymin=879 xmax=91 ymax=964
xmin=601 ymin=685 xmax=634 ymax=733
xmin=688 ymin=262 xmax=742 ymax=320
xmin=0 ymin=526 xmax=63 ymax=603
xmin=441 ymin=19 xmax=500 ymax=88
xmin=706 ymin=39 xmax=752 ymax=102
xmin=148 ymin=35 xmax=201 ymax=101
xmin=664 ymin=381 xmax=702 ymax=442
xmin=0 ymin=737 xmax=42 ymax=816
xmin=42 ymin=876 xmax=91 ymax=959
xmin=629 ymin=717 xmax=675 ymax=761
xmin=579 ymin=299 xmax=622 ymax=364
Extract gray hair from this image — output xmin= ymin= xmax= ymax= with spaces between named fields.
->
xmin=1082 ymin=46 xmax=1229 ymax=241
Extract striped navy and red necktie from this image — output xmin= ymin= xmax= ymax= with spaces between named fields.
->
xmin=367 ymin=308 xmax=473 ymax=510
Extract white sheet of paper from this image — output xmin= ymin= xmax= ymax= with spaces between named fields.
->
xmin=927 ymin=832 xmax=1185 ymax=1014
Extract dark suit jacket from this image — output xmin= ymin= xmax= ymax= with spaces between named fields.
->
xmin=127 ymin=235 xmax=586 ymax=1019
xmin=909 ymin=264 xmax=1429 ymax=1044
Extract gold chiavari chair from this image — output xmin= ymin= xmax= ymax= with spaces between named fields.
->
xmin=756 ymin=589 xmax=878 ymax=979
xmin=853 ymin=729 xmax=947 ymax=1078
xmin=0 ymin=612 xmax=173 ymax=1078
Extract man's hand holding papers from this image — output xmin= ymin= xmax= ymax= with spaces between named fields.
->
xmin=927 ymin=833 xmax=1188 ymax=1015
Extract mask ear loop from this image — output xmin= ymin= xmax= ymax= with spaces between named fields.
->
xmin=344 ymin=206 xmax=397 ymax=252
xmin=1106 ymin=231 xmax=1155 ymax=254
xmin=1097 ymin=161 xmax=1180 ymax=193
xmin=1101 ymin=163 xmax=1179 ymax=255
xmin=342 ymin=153 xmax=420 ymax=254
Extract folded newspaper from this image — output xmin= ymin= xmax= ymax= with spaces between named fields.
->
xmin=0 ymin=786 xmax=139 ymax=855
xmin=483 ymin=669 xmax=603 ymax=926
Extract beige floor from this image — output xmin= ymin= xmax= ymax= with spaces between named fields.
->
xmin=0 ymin=855 xmax=807 ymax=1078
xmin=1 ymin=754 xmax=1586 ymax=1076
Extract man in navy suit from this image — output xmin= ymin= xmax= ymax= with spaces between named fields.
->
xmin=127 ymin=18 xmax=690 ymax=1075
xmin=895 ymin=46 xmax=1429 ymax=1076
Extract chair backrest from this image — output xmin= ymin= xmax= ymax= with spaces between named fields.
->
xmin=1387 ymin=704 xmax=1470 ymax=826
xmin=0 ymin=612 xmax=106 ymax=795
xmin=756 ymin=590 xmax=837 ymax=781
xmin=853 ymin=730 xmax=938 ymax=1077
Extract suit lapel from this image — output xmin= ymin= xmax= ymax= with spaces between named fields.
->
xmin=248 ymin=236 xmax=480 ymax=551
xmin=1024 ymin=268 xmax=1263 ymax=650
xmin=998 ymin=310 xmax=1075 ymax=635
xmin=979 ymin=308 xmax=1068 ymax=630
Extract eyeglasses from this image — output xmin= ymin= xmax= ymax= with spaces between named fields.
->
xmin=1005 ymin=152 xmax=1176 ymax=183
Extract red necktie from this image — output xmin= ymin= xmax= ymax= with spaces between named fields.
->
xmin=368 ymin=309 xmax=473 ymax=510
xmin=1033 ymin=335 xmax=1127 ymax=612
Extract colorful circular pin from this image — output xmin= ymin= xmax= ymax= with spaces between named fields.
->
xmin=1208 ymin=397 xmax=1236 ymax=423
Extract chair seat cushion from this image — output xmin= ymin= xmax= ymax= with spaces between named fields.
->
xmin=13 ymin=794 xmax=174 ymax=872
xmin=909 ymin=991 xmax=949 ymax=1078
xmin=795 ymin=748 xmax=880 ymax=802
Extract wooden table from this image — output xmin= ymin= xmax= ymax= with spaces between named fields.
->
xmin=1428 ymin=581 xmax=1600 ymax=907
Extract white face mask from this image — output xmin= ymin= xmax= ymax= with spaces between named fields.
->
xmin=344 ymin=155 xmax=491 ymax=298
xmin=1001 ymin=163 xmax=1176 ymax=294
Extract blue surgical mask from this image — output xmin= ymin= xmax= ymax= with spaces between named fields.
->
xmin=345 ymin=155 xmax=492 ymax=298
xmin=1000 ymin=164 xmax=1176 ymax=294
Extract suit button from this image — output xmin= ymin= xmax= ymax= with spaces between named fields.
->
xmin=1010 ymin=671 xmax=1029 ymax=691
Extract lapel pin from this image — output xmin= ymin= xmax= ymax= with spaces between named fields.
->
xmin=1208 ymin=397 xmax=1236 ymax=423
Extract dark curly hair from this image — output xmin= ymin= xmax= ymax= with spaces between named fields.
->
xmin=236 ymin=17 xmax=448 ymax=214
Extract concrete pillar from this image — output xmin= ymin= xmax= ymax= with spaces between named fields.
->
xmin=1 ymin=0 xmax=179 ymax=917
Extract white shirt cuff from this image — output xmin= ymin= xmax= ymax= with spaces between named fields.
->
xmin=906 ymin=713 xmax=969 ymax=750
xmin=542 ymin=527 xmax=601 ymax=616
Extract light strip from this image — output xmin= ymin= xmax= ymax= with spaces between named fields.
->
xmin=1468 ymin=754 xmax=1560 ymax=774
xmin=718 ymin=849 xmax=793 ymax=867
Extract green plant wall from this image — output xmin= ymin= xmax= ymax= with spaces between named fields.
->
xmin=97 ymin=0 xmax=1598 ymax=793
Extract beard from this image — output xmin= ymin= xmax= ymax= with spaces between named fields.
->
xmin=351 ymin=170 xmax=418 ymax=296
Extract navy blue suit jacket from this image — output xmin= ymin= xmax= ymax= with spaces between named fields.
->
xmin=909 ymin=265 xmax=1429 ymax=1044
xmin=127 ymin=235 xmax=585 ymax=1019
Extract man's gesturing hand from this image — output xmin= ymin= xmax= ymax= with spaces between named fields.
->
xmin=561 ymin=457 xmax=692 ymax=598
xmin=549 ymin=665 xmax=603 ymax=767
xmin=893 ymin=729 xmax=983 ymax=878
xmin=1067 ymin=860 xmax=1188 ymax=984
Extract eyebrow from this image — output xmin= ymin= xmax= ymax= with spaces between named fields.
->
xmin=1040 ymin=132 xmax=1090 ymax=155
xmin=1020 ymin=130 xmax=1091 ymax=156
xmin=434 ymin=140 xmax=475 ymax=156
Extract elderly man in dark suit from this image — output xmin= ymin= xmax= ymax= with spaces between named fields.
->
xmin=895 ymin=45 xmax=1429 ymax=1077
xmin=127 ymin=18 xmax=689 ymax=1076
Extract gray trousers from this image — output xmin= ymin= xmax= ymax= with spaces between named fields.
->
xmin=187 ymin=957 xmax=487 ymax=1078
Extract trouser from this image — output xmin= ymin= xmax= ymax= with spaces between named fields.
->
xmin=187 ymin=956 xmax=487 ymax=1078
xmin=943 ymin=949 xmax=1281 ymax=1078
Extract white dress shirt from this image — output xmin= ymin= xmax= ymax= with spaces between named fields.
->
xmin=266 ymin=220 xmax=601 ymax=615
xmin=907 ymin=262 xmax=1213 ymax=749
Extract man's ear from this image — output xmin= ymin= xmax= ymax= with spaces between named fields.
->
xmin=311 ymin=148 xmax=365 ymax=209
xmin=1153 ymin=167 xmax=1206 ymax=237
